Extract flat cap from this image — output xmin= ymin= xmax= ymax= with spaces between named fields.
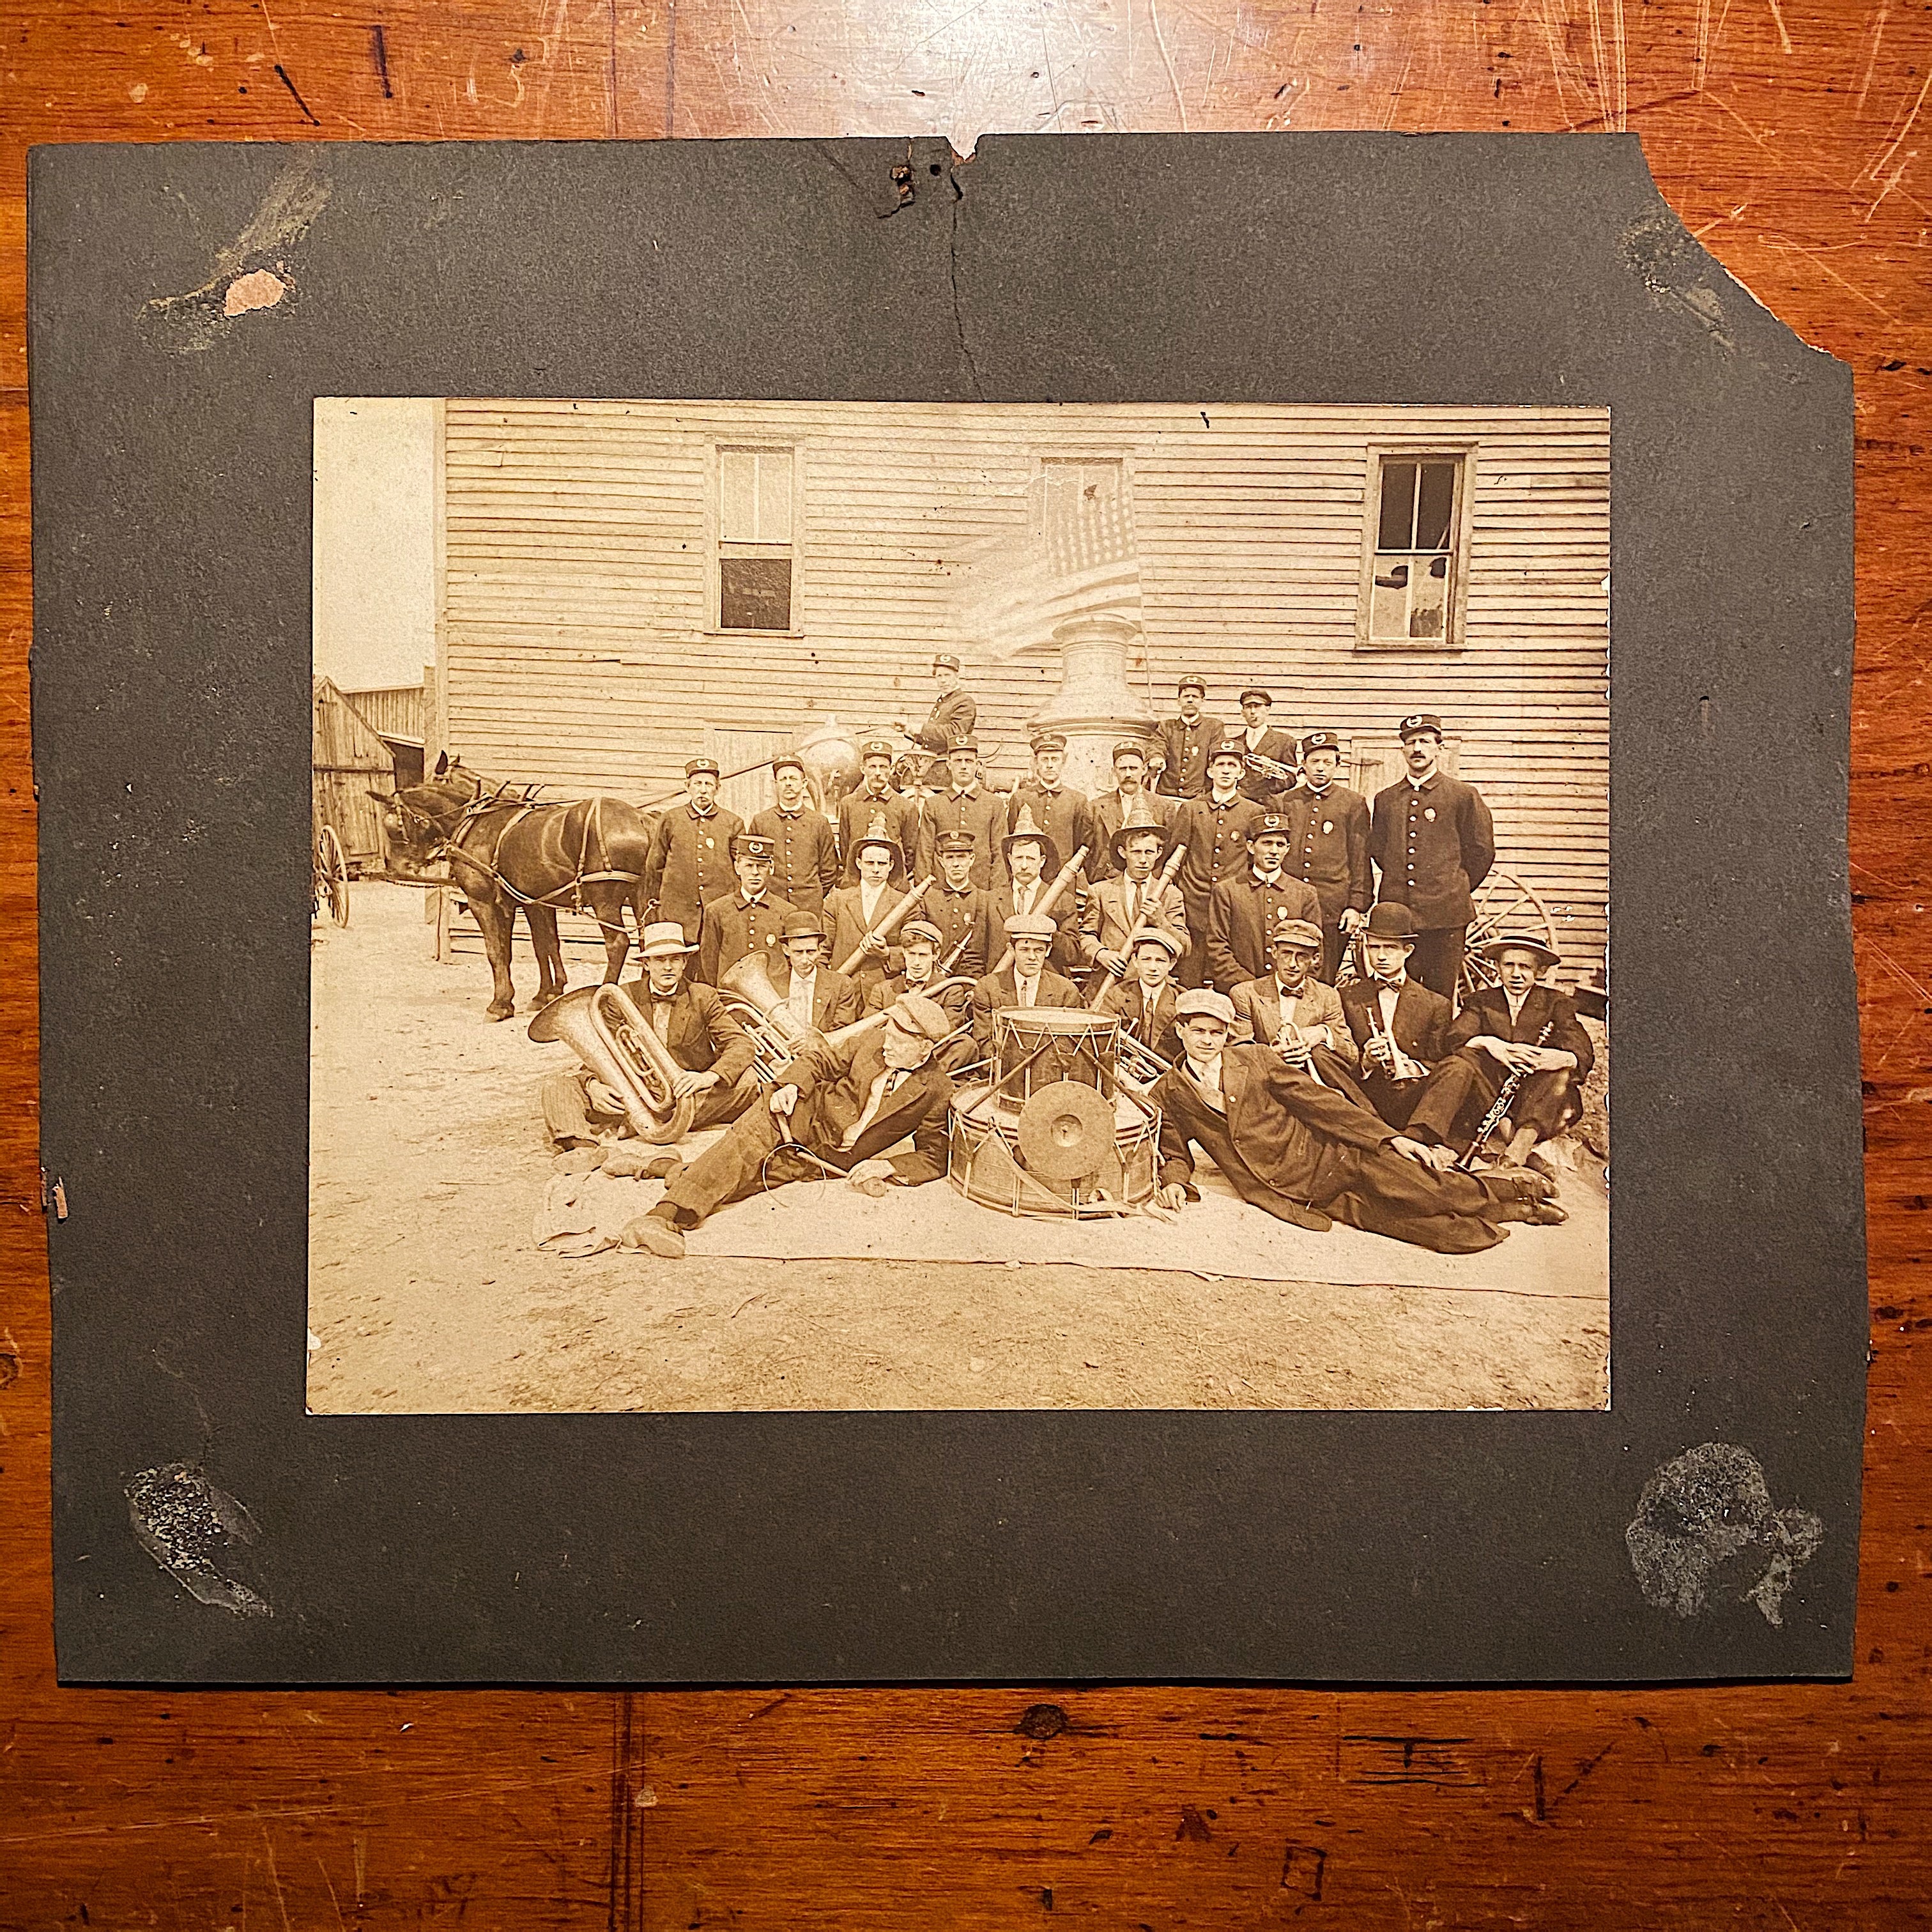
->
xmin=1175 ymin=989 xmax=1236 ymax=1025
xmin=886 ymin=991 xmax=954 ymax=1042
xmin=1003 ymin=911 xmax=1057 ymax=941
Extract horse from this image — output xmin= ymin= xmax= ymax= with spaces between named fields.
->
xmin=374 ymin=756 xmax=658 ymax=1020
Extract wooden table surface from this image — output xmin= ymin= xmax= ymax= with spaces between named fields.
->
xmin=4 ymin=3 xmax=1928 ymax=1924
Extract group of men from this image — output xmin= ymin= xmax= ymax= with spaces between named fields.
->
xmin=546 ymin=666 xmax=1591 ymax=1263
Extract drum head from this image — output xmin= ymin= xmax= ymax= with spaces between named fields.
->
xmin=1016 ymin=1080 xmax=1117 ymax=1181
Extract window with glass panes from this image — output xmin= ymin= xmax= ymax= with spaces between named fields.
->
xmin=716 ymin=447 xmax=795 ymax=632
xmin=1365 ymin=454 xmax=1464 ymax=645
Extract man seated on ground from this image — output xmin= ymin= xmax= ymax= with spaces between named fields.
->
xmin=970 ymin=911 xmax=1084 ymax=1054
xmin=1402 ymin=933 xmax=1594 ymax=1171
xmin=1149 ymin=992 xmax=1565 ymax=1254
xmin=1204 ymin=813 xmax=1323 ymax=994
xmin=1338 ymin=902 xmax=1455 ymax=1131
xmin=621 ymin=992 xmax=960 ymax=1257
xmin=1093 ymin=926 xmax=1185 ymax=1069
xmin=1080 ymin=816 xmax=1188 ymax=985
xmin=696 ymin=832 xmax=795 ymax=987
xmin=865 ymin=919 xmax=972 ymax=1069
xmin=770 ymin=913 xmax=863 ymax=1034
xmin=1230 ymin=921 xmax=1370 ymax=1109
xmin=540 ymin=921 xmax=760 ymax=1165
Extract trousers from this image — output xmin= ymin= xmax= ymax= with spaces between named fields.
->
xmin=1406 ymin=925 xmax=1466 ymax=999
xmin=1404 ymin=1051 xmax=1579 ymax=1152
xmin=540 ymin=1068 xmax=760 ymax=1146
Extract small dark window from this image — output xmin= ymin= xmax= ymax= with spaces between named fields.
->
xmin=719 ymin=556 xmax=792 ymax=632
xmin=1367 ymin=454 xmax=1464 ymax=646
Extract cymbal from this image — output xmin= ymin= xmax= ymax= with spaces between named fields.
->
xmin=1015 ymin=1080 xmax=1116 ymax=1181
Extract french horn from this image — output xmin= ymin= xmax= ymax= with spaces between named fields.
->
xmin=527 ymin=983 xmax=696 ymax=1144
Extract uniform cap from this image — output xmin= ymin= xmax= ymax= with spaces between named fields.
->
xmin=770 ymin=753 xmax=806 ymax=778
xmin=1363 ymin=902 xmax=1420 ymax=942
xmin=730 ymin=832 xmax=776 ymax=861
xmin=898 ymin=919 xmax=944 ymax=948
xmin=1268 ymin=920 xmax=1324 ymax=954
xmin=932 ymin=652 xmax=963 ymax=672
xmin=946 ymin=737 xmax=979 ymax=755
xmin=1248 ymin=813 xmax=1291 ymax=839
xmin=886 ymin=992 xmax=954 ymax=1042
xmin=935 ymin=832 xmax=977 ymax=856
xmin=1206 ymin=739 xmax=1247 ymax=764
xmin=1300 ymin=730 xmax=1341 ymax=753
xmin=1238 ymin=686 xmax=1273 ymax=705
xmin=1397 ymin=713 xmax=1445 ymax=742
xmin=1175 ymin=989 xmax=1237 ymax=1025
xmin=1176 ymin=675 xmax=1208 ymax=697
xmin=684 ymin=756 xmax=721 ymax=778
xmin=1112 ymin=740 xmax=1151 ymax=763
xmin=1029 ymin=730 xmax=1070 ymax=753
xmin=859 ymin=739 xmax=896 ymax=761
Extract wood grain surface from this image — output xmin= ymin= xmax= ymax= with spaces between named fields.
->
xmin=4 ymin=3 xmax=1929 ymax=1924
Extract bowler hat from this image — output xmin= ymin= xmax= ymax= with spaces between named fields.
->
xmin=1363 ymin=903 xmax=1419 ymax=942
xmin=781 ymin=912 xmax=828 ymax=944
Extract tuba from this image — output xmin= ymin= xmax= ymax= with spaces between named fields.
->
xmin=527 ymin=983 xmax=696 ymax=1144
xmin=719 ymin=953 xmax=974 ymax=1084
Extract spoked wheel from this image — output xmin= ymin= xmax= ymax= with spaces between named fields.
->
xmin=1459 ymin=869 xmax=1556 ymax=1002
xmin=317 ymin=823 xmax=351 ymax=927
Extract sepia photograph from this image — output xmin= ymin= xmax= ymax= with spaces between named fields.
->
xmin=308 ymin=398 xmax=1609 ymax=1415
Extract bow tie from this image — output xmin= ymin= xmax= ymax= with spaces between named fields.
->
xmin=1372 ymin=976 xmax=1404 ymax=990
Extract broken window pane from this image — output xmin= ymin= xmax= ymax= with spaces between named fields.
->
xmin=719 ymin=556 xmax=792 ymax=631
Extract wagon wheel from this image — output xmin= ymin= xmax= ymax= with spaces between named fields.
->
xmin=1459 ymin=869 xmax=1556 ymax=1002
xmin=318 ymin=823 xmax=351 ymax=928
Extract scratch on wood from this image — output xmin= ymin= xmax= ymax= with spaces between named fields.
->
xmin=273 ymin=61 xmax=321 ymax=124
xmin=369 ymin=22 xmax=394 ymax=98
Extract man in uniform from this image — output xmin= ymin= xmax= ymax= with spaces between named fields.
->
xmin=823 ymin=820 xmax=915 ymax=995
xmin=1282 ymin=729 xmax=1372 ymax=983
xmin=900 ymin=651 xmax=977 ymax=783
xmin=769 ymin=912 xmax=864 ymax=1034
xmin=836 ymin=737 xmax=918 ymax=884
xmin=696 ymin=832 xmax=796 ymax=987
xmin=970 ymin=911 xmax=1084 ymax=1052
xmin=621 ymin=991 xmax=961 ymax=1257
xmin=1087 ymin=740 xmax=1174 ymax=882
xmin=913 ymin=832 xmax=998 ymax=979
xmin=1230 ymin=922 xmax=1366 ymax=1105
xmin=1079 ymin=813 xmax=1188 ymax=986
xmin=1153 ymin=677 xmax=1224 ymax=801
xmin=540 ymin=921 xmax=761 ymax=1153
xmin=751 ymin=754 xmax=839 ymax=916
xmin=1204 ymin=813 xmax=1323 ymax=994
xmin=1402 ymin=933 xmax=1593 ymax=1169
xmin=991 ymin=809 xmax=1077 ymax=974
xmin=917 ymin=739 xmax=1006 ymax=891
xmin=1004 ymin=730 xmax=1094 ymax=888
xmin=1094 ymin=926 xmax=1185 ymax=1071
xmin=1368 ymin=714 xmax=1496 ymax=999
xmin=1147 ymin=992 xmax=1563 ymax=1252
xmin=864 ymin=918 xmax=973 ymax=1068
xmin=1230 ymin=687 xmax=1299 ymax=808
xmin=1338 ymin=903 xmax=1455 ymax=1130
xmin=1172 ymin=740 xmax=1265 ymax=988
xmin=643 ymin=756 xmax=744 ymax=942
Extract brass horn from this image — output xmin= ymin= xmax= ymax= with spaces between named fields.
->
xmin=721 ymin=953 xmax=975 ymax=1084
xmin=1113 ymin=1028 xmax=1176 ymax=1091
xmin=527 ymin=983 xmax=696 ymax=1144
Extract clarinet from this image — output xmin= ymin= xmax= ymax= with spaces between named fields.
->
xmin=1455 ymin=1018 xmax=1556 ymax=1171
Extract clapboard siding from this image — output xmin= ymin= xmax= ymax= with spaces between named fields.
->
xmin=443 ymin=402 xmax=1609 ymax=974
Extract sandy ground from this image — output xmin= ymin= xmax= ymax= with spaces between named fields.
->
xmin=308 ymin=885 xmax=1610 ymax=1414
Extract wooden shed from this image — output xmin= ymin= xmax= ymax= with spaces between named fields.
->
xmin=312 ymin=676 xmax=395 ymax=872
xmin=434 ymin=401 xmax=1610 ymax=977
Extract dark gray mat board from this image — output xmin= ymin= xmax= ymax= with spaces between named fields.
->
xmin=30 ymin=134 xmax=1862 ymax=1683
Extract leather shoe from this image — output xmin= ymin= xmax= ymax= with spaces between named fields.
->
xmin=620 ymin=1214 xmax=686 ymax=1259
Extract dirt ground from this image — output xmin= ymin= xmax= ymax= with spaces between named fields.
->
xmin=307 ymin=885 xmax=1610 ymax=1414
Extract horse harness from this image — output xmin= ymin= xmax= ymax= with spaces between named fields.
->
xmin=421 ymin=786 xmax=641 ymax=935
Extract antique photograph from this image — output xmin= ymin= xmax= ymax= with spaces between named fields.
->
xmin=308 ymin=399 xmax=1609 ymax=1414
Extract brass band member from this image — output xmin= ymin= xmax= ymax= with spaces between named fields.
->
xmin=1338 ymin=902 xmax=1455 ymax=1130
xmin=900 ymin=652 xmax=977 ymax=760
xmin=1282 ymin=729 xmax=1372 ymax=983
xmin=1230 ymin=921 xmax=1368 ymax=1108
xmin=1079 ymin=814 xmax=1188 ymax=980
xmin=770 ymin=912 xmax=863 ymax=1032
xmin=970 ymin=911 xmax=1084 ymax=1052
xmin=1088 ymin=740 xmax=1174 ymax=882
xmin=541 ymin=921 xmax=760 ymax=1154
xmin=992 ymin=807 xmax=1078 ymax=973
xmin=1154 ymin=676 xmax=1224 ymax=800
xmin=1232 ymin=686 xmax=1298 ymax=808
xmin=643 ymin=755 xmax=744 ymax=942
xmin=622 ymin=992 xmax=961 ymax=1258
xmin=865 ymin=917 xmax=973 ymax=1069
xmin=1173 ymin=740 xmax=1265 ymax=988
xmin=1005 ymin=730 xmax=1094 ymax=889
xmin=751 ymin=753 xmax=840 ymax=914
xmin=916 ymin=832 xmax=998 ymax=979
xmin=824 ymin=819 xmax=913 ymax=993
xmin=1368 ymin=713 xmax=1496 ymax=999
xmin=1204 ymin=811 xmax=1322 ymax=995
xmin=1402 ymin=933 xmax=1593 ymax=1167
xmin=837 ymin=738 xmax=919 ymax=884
xmin=917 ymin=739 xmax=1005 ymax=891
xmin=1149 ymin=991 xmax=1563 ymax=1252
xmin=1093 ymin=926 xmax=1184 ymax=1064
xmin=696 ymin=832 xmax=795 ymax=987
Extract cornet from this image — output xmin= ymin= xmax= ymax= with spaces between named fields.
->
xmin=526 ymin=982 xmax=696 ymax=1144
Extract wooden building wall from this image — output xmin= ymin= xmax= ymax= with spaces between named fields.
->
xmin=312 ymin=677 xmax=396 ymax=868
xmin=339 ymin=681 xmax=427 ymax=746
xmin=440 ymin=402 xmax=1609 ymax=973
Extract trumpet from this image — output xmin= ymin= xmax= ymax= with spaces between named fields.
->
xmin=1242 ymin=749 xmax=1300 ymax=784
xmin=720 ymin=953 xmax=973 ymax=1086
xmin=526 ymin=982 xmax=696 ymax=1145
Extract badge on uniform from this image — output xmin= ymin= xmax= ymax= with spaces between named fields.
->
xmin=1322 ymin=820 xmax=1333 ymax=835
xmin=1423 ymin=808 xmax=1436 ymax=822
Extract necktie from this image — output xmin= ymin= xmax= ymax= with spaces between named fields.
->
xmin=1126 ymin=882 xmax=1140 ymax=925
xmin=650 ymin=1001 xmax=671 ymax=1043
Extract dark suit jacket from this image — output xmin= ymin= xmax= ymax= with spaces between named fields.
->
xmin=824 ymin=882 xmax=913 ymax=979
xmin=1094 ymin=977 xmax=1183 ymax=1066
xmin=1229 ymin=976 xmax=1356 ymax=1064
xmin=1448 ymin=984 xmax=1594 ymax=1078
xmin=1204 ymin=871 xmax=1323 ymax=992
xmin=1230 ymin=724 xmax=1299 ymax=804
xmin=1369 ymin=771 xmax=1495 ymax=928
xmin=775 ymin=1032 xmax=956 ymax=1185
xmin=1340 ymin=976 xmax=1455 ymax=1068
xmin=1153 ymin=713 xmax=1225 ymax=798
xmin=991 ymin=882 xmax=1078 ymax=973
xmin=969 ymin=964 xmax=1084 ymax=1050
xmin=1087 ymin=788 xmax=1176 ymax=880
xmin=769 ymin=962 xmax=863 ymax=1034
xmin=617 ymin=979 xmax=756 ymax=1085
xmin=835 ymin=786 xmax=921 ymax=883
